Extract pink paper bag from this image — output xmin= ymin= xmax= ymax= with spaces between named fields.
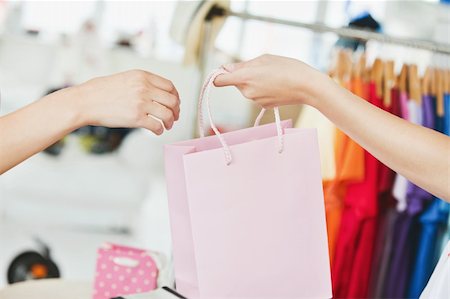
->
xmin=164 ymin=69 xmax=332 ymax=298
xmin=93 ymin=243 xmax=158 ymax=299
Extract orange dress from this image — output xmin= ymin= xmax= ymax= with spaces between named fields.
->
xmin=324 ymin=78 xmax=366 ymax=266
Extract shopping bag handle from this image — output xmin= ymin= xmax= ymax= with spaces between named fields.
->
xmin=197 ymin=68 xmax=284 ymax=165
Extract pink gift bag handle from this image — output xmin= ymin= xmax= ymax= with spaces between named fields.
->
xmin=197 ymin=68 xmax=284 ymax=165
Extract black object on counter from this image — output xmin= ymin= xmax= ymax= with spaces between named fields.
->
xmin=7 ymin=238 xmax=60 ymax=284
xmin=162 ymin=286 xmax=188 ymax=299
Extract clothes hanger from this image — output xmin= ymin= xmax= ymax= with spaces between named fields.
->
xmin=444 ymin=69 xmax=450 ymax=95
xmin=383 ymin=60 xmax=395 ymax=106
xmin=447 ymin=69 xmax=450 ymax=94
xmin=443 ymin=69 xmax=448 ymax=95
xmin=436 ymin=69 xmax=444 ymax=116
xmin=329 ymin=48 xmax=347 ymax=82
xmin=422 ymin=66 xmax=432 ymax=97
xmin=328 ymin=48 xmax=339 ymax=78
xmin=397 ymin=64 xmax=408 ymax=94
xmin=408 ymin=64 xmax=421 ymax=104
xmin=363 ymin=62 xmax=371 ymax=84
xmin=336 ymin=49 xmax=352 ymax=86
xmin=352 ymin=52 xmax=365 ymax=81
xmin=429 ymin=67 xmax=437 ymax=97
xmin=371 ymin=58 xmax=384 ymax=99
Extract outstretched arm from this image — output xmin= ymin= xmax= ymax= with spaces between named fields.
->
xmin=0 ymin=70 xmax=180 ymax=174
xmin=215 ymin=54 xmax=450 ymax=202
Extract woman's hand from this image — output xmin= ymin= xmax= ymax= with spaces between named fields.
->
xmin=0 ymin=69 xmax=181 ymax=174
xmin=214 ymin=54 xmax=450 ymax=202
xmin=70 ymin=70 xmax=180 ymax=135
xmin=214 ymin=54 xmax=334 ymax=109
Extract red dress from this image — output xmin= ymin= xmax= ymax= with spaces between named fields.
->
xmin=332 ymin=82 xmax=382 ymax=298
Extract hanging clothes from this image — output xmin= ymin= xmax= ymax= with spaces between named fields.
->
xmin=345 ymin=82 xmax=384 ymax=298
xmin=383 ymin=99 xmax=421 ymax=299
xmin=295 ymin=105 xmax=336 ymax=181
xmin=295 ymin=105 xmax=338 ymax=265
xmin=368 ymin=88 xmax=410 ymax=299
xmin=443 ymin=92 xmax=450 ymax=248
xmin=384 ymin=97 xmax=435 ymax=298
xmin=379 ymin=92 xmax=413 ymax=299
xmin=367 ymin=87 xmax=402 ymax=297
xmin=324 ymin=77 xmax=366 ymax=267
xmin=409 ymin=199 xmax=450 ymax=298
xmin=392 ymin=91 xmax=411 ymax=212
xmin=444 ymin=93 xmax=450 ymax=248
xmin=332 ymin=81 xmax=381 ymax=298
xmin=410 ymin=92 xmax=450 ymax=298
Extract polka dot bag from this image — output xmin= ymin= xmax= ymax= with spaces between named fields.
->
xmin=93 ymin=243 xmax=158 ymax=299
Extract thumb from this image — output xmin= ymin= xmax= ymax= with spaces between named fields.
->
xmin=222 ymin=61 xmax=246 ymax=72
xmin=214 ymin=61 xmax=247 ymax=87
xmin=214 ymin=72 xmax=241 ymax=87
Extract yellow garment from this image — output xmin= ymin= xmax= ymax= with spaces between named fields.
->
xmin=295 ymin=105 xmax=336 ymax=181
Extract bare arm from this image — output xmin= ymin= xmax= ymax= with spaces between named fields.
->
xmin=0 ymin=70 xmax=180 ymax=174
xmin=317 ymin=77 xmax=449 ymax=201
xmin=215 ymin=54 xmax=450 ymax=202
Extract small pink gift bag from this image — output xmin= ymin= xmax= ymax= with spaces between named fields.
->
xmin=93 ymin=243 xmax=158 ymax=299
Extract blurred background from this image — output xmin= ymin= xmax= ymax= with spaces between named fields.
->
xmin=0 ymin=0 xmax=449 ymax=292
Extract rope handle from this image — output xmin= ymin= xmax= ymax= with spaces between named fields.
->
xmin=197 ymin=68 xmax=284 ymax=165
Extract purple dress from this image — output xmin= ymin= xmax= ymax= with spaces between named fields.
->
xmin=383 ymin=96 xmax=435 ymax=298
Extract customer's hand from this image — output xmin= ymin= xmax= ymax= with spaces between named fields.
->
xmin=214 ymin=54 xmax=334 ymax=109
xmin=71 ymin=70 xmax=180 ymax=135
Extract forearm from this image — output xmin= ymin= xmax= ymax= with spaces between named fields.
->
xmin=215 ymin=55 xmax=450 ymax=201
xmin=0 ymin=87 xmax=84 ymax=174
xmin=312 ymin=76 xmax=450 ymax=201
xmin=0 ymin=70 xmax=180 ymax=174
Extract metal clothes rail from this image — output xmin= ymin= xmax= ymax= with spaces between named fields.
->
xmin=206 ymin=6 xmax=450 ymax=55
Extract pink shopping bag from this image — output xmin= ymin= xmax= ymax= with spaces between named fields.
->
xmin=93 ymin=243 xmax=158 ymax=299
xmin=164 ymin=69 xmax=332 ymax=299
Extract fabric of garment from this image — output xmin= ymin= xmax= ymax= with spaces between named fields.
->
xmin=419 ymin=241 xmax=450 ymax=299
xmin=409 ymin=199 xmax=450 ymax=298
xmin=405 ymin=96 xmax=434 ymax=215
xmin=324 ymin=78 xmax=366 ymax=267
xmin=445 ymin=94 xmax=450 ymax=248
xmin=443 ymin=93 xmax=450 ymax=247
xmin=295 ymin=105 xmax=336 ymax=181
xmin=407 ymin=95 xmax=443 ymax=298
xmin=443 ymin=93 xmax=450 ymax=249
xmin=345 ymin=84 xmax=384 ymax=298
xmin=369 ymin=209 xmax=398 ymax=298
xmin=372 ymin=91 xmax=411 ymax=298
xmin=392 ymin=91 xmax=411 ymax=212
xmin=367 ymin=88 xmax=401 ymax=297
xmin=296 ymin=105 xmax=338 ymax=267
xmin=412 ymin=93 xmax=450 ymax=298
xmin=332 ymin=82 xmax=380 ymax=298
xmin=399 ymin=91 xmax=410 ymax=120
xmin=384 ymin=99 xmax=432 ymax=298
xmin=383 ymin=213 xmax=418 ymax=298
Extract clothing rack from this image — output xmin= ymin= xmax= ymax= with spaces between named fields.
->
xmin=205 ymin=6 xmax=450 ymax=55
